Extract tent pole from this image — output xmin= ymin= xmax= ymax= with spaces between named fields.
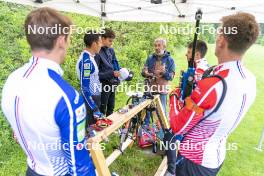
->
xmin=100 ymin=17 xmax=105 ymax=28
xmin=255 ymin=127 xmax=264 ymax=151
xmin=101 ymin=17 xmax=105 ymax=28
xmin=101 ymin=0 xmax=106 ymax=28
xmin=171 ymin=0 xmax=183 ymax=16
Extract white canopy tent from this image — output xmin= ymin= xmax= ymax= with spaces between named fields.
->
xmin=2 ymin=0 xmax=264 ymax=23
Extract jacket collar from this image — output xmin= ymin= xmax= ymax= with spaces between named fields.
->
xmin=83 ymin=49 xmax=95 ymax=58
xmin=153 ymin=51 xmax=170 ymax=59
xmin=30 ymin=56 xmax=63 ymax=76
xmin=214 ymin=60 xmax=242 ymax=74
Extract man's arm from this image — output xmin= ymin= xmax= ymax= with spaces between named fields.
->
xmin=95 ymin=52 xmax=115 ymax=81
xmin=79 ymin=53 xmax=98 ymax=111
xmin=163 ymin=57 xmax=175 ymax=81
xmin=141 ymin=56 xmax=152 ymax=77
xmin=55 ymin=96 xmax=96 ymax=176
xmin=110 ymin=48 xmax=120 ymax=71
xmin=170 ymin=77 xmax=219 ymax=134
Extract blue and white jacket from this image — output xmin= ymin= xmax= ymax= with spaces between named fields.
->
xmin=1 ymin=57 xmax=95 ymax=176
xmin=76 ymin=50 xmax=101 ymax=111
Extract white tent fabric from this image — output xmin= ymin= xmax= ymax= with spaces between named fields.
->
xmin=2 ymin=0 xmax=264 ymax=23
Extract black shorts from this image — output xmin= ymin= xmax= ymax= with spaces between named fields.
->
xmin=176 ymin=155 xmax=222 ymax=176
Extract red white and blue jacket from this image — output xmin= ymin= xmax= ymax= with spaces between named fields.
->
xmin=194 ymin=57 xmax=210 ymax=81
xmin=169 ymin=60 xmax=256 ymax=168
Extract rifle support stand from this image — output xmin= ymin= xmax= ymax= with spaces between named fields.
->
xmin=87 ymin=95 xmax=170 ymax=176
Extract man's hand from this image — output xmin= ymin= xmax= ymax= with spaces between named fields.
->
xmin=155 ymin=64 xmax=166 ymax=78
xmin=93 ymin=111 xmax=104 ymax=119
xmin=170 ymin=87 xmax=181 ymax=99
xmin=142 ymin=67 xmax=153 ymax=78
xmin=169 ymin=87 xmax=184 ymax=118
xmin=113 ymin=71 xmax=120 ymax=78
xmin=146 ymin=72 xmax=154 ymax=78
xmin=159 ymin=64 xmax=166 ymax=75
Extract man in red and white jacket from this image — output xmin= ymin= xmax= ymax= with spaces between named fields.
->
xmin=170 ymin=40 xmax=210 ymax=116
xmin=166 ymin=12 xmax=259 ymax=176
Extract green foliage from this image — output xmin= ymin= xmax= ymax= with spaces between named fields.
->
xmin=256 ymin=34 xmax=264 ymax=46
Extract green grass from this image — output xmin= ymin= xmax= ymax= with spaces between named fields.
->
xmin=0 ymin=1 xmax=264 ymax=176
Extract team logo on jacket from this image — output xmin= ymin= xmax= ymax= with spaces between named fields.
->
xmin=75 ymin=104 xmax=86 ymax=123
xmin=83 ymin=70 xmax=90 ymax=78
xmin=77 ymin=120 xmax=85 ymax=142
xmin=84 ymin=63 xmax=90 ymax=69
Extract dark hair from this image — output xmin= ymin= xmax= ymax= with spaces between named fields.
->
xmin=101 ymin=28 xmax=115 ymax=39
xmin=221 ymin=12 xmax=259 ymax=54
xmin=188 ymin=40 xmax=208 ymax=58
xmin=84 ymin=30 xmax=101 ymax=47
xmin=24 ymin=7 xmax=72 ymax=51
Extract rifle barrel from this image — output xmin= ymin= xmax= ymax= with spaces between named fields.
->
xmin=190 ymin=9 xmax=203 ymax=68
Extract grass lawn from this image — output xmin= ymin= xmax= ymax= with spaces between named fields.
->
xmin=0 ymin=2 xmax=263 ymax=175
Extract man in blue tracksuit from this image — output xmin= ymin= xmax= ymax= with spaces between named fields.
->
xmin=142 ymin=38 xmax=175 ymax=125
xmin=76 ymin=31 xmax=103 ymax=125
xmin=95 ymin=28 xmax=121 ymax=116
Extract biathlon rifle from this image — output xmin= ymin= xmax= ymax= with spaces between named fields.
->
xmin=180 ymin=9 xmax=203 ymax=101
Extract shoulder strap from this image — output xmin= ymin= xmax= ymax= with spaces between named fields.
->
xmin=202 ymin=65 xmax=215 ymax=79
xmin=183 ymin=74 xmax=227 ymax=137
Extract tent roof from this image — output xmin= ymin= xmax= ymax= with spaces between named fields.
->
xmin=3 ymin=0 xmax=264 ymax=23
